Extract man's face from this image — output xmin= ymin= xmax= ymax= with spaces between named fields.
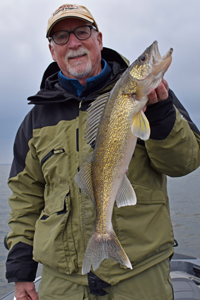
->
xmin=49 ymin=18 xmax=103 ymax=85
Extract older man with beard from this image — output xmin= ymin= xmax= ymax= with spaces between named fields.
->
xmin=5 ymin=3 xmax=200 ymax=300
xmin=48 ymin=19 xmax=103 ymax=84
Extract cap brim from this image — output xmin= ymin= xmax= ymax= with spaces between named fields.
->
xmin=47 ymin=14 xmax=97 ymax=38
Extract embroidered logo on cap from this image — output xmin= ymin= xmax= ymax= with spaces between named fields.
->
xmin=53 ymin=5 xmax=79 ymax=16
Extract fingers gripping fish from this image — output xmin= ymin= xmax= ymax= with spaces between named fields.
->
xmin=75 ymin=41 xmax=173 ymax=275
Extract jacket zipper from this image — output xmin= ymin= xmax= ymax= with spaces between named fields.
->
xmin=41 ymin=149 xmax=65 ymax=166
xmin=76 ymin=102 xmax=82 ymax=153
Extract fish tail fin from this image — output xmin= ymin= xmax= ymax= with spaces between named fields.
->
xmin=82 ymin=229 xmax=132 ymax=275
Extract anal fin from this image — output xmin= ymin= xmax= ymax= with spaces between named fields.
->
xmin=116 ymin=175 xmax=137 ymax=208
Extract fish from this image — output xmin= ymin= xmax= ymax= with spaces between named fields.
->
xmin=74 ymin=41 xmax=173 ymax=275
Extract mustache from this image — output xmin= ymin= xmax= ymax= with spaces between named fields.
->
xmin=65 ymin=48 xmax=90 ymax=60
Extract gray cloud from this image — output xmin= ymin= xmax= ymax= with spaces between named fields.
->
xmin=0 ymin=0 xmax=200 ymax=163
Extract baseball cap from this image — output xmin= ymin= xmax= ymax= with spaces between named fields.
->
xmin=46 ymin=4 xmax=99 ymax=38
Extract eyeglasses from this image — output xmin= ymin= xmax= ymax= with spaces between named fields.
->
xmin=49 ymin=25 xmax=97 ymax=45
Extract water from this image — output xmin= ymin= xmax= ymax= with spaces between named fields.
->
xmin=168 ymin=168 xmax=200 ymax=258
xmin=0 ymin=164 xmax=200 ymax=297
xmin=0 ymin=165 xmax=14 ymax=297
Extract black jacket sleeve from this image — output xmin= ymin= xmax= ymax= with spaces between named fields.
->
xmin=6 ymin=242 xmax=38 ymax=282
xmin=145 ymin=89 xmax=200 ymax=140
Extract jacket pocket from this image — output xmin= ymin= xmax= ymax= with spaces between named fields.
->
xmin=112 ymin=185 xmax=174 ymax=267
xmin=33 ymin=189 xmax=78 ymax=274
xmin=40 ymin=146 xmax=70 ymax=202
xmin=41 ymin=148 xmax=65 ymax=167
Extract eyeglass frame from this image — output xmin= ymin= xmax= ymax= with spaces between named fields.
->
xmin=48 ymin=25 xmax=97 ymax=45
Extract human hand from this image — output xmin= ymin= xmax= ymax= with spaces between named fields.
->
xmin=142 ymin=79 xmax=169 ymax=112
xmin=147 ymin=79 xmax=169 ymax=105
xmin=15 ymin=282 xmax=38 ymax=300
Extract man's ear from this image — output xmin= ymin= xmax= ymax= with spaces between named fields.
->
xmin=97 ymin=32 xmax=103 ymax=51
xmin=49 ymin=43 xmax=56 ymax=61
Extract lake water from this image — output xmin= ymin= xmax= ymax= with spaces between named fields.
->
xmin=0 ymin=164 xmax=200 ymax=297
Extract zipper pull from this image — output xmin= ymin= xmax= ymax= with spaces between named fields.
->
xmin=53 ymin=149 xmax=65 ymax=154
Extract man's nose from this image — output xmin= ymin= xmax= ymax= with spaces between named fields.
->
xmin=68 ymin=32 xmax=81 ymax=48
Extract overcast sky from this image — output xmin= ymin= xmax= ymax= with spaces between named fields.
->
xmin=0 ymin=0 xmax=200 ymax=164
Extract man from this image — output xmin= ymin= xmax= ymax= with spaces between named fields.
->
xmin=6 ymin=4 xmax=200 ymax=300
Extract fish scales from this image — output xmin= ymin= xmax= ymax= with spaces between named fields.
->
xmin=93 ymin=95 xmax=135 ymax=208
xmin=74 ymin=41 xmax=173 ymax=275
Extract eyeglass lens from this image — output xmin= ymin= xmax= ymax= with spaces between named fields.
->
xmin=52 ymin=26 xmax=92 ymax=45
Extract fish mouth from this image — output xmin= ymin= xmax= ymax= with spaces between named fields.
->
xmin=151 ymin=40 xmax=173 ymax=76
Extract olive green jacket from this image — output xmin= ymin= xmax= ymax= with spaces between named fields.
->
xmin=6 ymin=48 xmax=200 ymax=285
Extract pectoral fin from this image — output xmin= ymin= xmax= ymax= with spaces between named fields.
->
xmin=131 ymin=110 xmax=150 ymax=141
xmin=116 ymin=175 xmax=137 ymax=207
xmin=74 ymin=162 xmax=95 ymax=205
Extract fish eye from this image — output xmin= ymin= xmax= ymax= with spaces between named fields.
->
xmin=139 ymin=55 xmax=146 ymax=62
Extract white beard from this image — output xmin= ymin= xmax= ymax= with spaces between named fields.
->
xmin=65 ymin=48 xmax=92 ymax=79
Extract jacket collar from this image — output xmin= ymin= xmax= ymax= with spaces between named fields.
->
xmin=28 ymin=47 xmax=129 ymax=105
xmin=58 ymin=59 xmax=111 ymax=98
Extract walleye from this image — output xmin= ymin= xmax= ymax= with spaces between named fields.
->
xmin=75 ymin=41 xmax=173 ymax=275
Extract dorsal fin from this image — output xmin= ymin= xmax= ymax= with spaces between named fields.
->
xmin=86 ymin=92 xmax=110 ymax=145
